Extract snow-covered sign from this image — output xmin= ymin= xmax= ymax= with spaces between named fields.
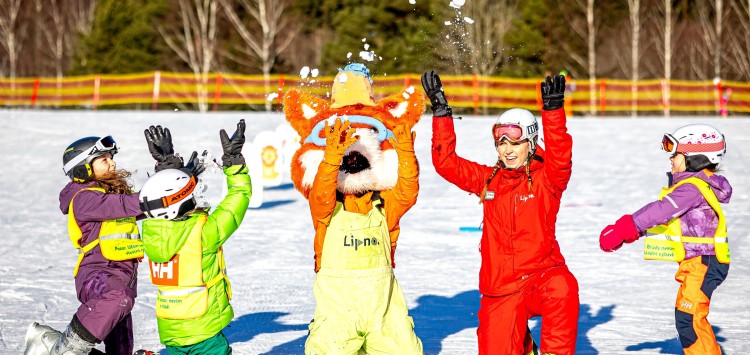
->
xmin=275 ymin=122 xmax=301 ymax=179
xmin=252 ymin=130 xmax=284 ymax=187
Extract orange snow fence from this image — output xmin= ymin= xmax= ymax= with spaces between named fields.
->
xmin=1 ymin=72 xmax=749 ymax=115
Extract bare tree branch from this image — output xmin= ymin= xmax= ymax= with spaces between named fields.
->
xmin=159 ymin=0 xmax=220 ymax=112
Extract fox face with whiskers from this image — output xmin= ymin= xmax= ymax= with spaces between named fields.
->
xmin=283 ymin=76 xmax=424 ymax=198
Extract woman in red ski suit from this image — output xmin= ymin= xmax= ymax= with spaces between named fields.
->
xmin=423 ymin=72 xmax=579 ymax=355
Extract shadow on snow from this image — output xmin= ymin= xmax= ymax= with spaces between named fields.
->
xmin=530 ymin=304 xmax=615 ymax=355
xmin=624 ymin=325 xmax=726 ymax=354
xmin=251 ymin=199 xmax=297 ymax=210
xmin=224 ymin=311 xmax=308 ymax=347
xmin=248 ymin=291 xmax=620 ymax=355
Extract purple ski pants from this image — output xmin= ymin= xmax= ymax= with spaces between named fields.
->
xmin=74 ymin=267 xmax=137 ymax=355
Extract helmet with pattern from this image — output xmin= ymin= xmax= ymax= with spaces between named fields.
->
xmin=662 ymin=124 xmax=726 ymax=171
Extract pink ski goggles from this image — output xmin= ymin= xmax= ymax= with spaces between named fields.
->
xmin=662 ymin=133 xmax=725 ymax=155
xmin=492 ymin=123 xmax=526 ymax=142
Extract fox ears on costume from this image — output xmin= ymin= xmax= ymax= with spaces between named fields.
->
xmin=282 ymin=87 xmax=425 ymax=140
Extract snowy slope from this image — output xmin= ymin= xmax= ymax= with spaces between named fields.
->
xmin=0 ymin=110 xmax=748 ymax=354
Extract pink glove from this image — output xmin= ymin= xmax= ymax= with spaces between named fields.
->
xmin=599 ymin=214 xmax=640 ymax=252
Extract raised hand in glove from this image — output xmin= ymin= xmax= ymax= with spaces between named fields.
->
xmin=599 ymin=214 xmax=641 ymax=252
xmin=387 ymin=125 xmax=416 ymax=153
xmin=182 ymin=150 xmax=207 ymax=177
xmin=541 ymin=75 xmax=566 ymax=111
xmin=421 ymin=70 xmax=453 ymax=118
xmin=220 ymin=119 xmax=246 ymax=167
xmin=144 ymin=125 xmax=182 ymax=172
xmin=323 ymin=118 xmax=358 ymax=165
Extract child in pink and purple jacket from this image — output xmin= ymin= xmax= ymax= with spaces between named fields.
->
xmin=599 ymin=123 xmax=731 ymax=355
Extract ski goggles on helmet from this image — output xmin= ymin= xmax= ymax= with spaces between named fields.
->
xmin=63 ymin=135 xmax=118 ymax=175
xmin=304 ymin=115 xmax=394 ymax=147
xmin=661 ymin=133 xmax=726 ymax=155
xmin=139 ymin=174 xmax=197 ymax=216
xmin=492 ymin=123 xmax=526 ymax=142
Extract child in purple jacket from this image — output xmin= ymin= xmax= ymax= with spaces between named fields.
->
xmin=599 ymin=123 xmax=731 ymax=355
xmin=24 ymin=135 xmax=150 ymax=355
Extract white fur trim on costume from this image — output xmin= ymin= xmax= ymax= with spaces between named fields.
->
xmin=302 ymin=104 xmax=318 ymax=119
xmin=337 ymin=130 xmax=398 ymax=194
xmin=298 ymin=129 xmax=399 ymax=195
xmin=388 ymin=101 xmax=409 ymax=118
xmin=299 ymin=149 xmax=324 ymax=190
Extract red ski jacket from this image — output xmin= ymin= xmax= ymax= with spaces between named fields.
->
xmin=431 ymin=108 xmax=572 ymax=296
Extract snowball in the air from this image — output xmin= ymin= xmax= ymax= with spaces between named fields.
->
xmin=359 ymin=51 xmax=375 ymax=62
xmin=300 ymin=66 xmax=310 ymax=79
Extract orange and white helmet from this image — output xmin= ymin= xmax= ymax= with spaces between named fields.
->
xmin=139 ymin=169 xmax=197 ymax=220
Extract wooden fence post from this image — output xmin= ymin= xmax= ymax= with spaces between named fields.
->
xmin=472 ymin=74 xmax=479 ymax=115
xmin=213 ymin=72 xmax=223 ymax=112
xmin=152 ymin=71 xmax=161 ymax=110
xmin=30 ymin=77 xmax=40 ymax=107
xmin=599 ymin=79 xmax=607 ymax=115
xmin=93 ymin=74 xmax=101 ymax=110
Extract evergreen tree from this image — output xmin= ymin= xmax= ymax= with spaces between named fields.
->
xmin=503 ymin=0 xmax=553 ymax=77
xmin=293 ymin=0 xmax=443 ymax=75
xmin=70 ymin=0 xmax=167 ymax=74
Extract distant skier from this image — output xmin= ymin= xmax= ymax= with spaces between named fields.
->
xmin=138 ymin=121 xmax=250 ymax=354
xmin=424 ymin=71 xmax=579 ymax=355
xmin=719 ymin=88 xmax=731 ymax=118
xmin=24 ymin=135 xmax=145 ymax=354
xmin=600 ymin=124 xmax=731 ymax=355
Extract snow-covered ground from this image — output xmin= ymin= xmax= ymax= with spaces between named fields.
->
xmin=0 ymin=110 xmax=748 ymax=354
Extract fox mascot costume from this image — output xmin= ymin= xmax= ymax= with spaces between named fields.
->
xmin=283 ymin=63 xmax=424 ymax=354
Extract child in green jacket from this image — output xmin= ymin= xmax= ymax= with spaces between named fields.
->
xmin=138 ymin=120 xmax=251 ymax=354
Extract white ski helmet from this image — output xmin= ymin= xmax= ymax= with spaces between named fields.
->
xmin=493 ymin=108 xmax=539 ymax=152
xmin=662 ymin=123 xmax=726 ymax=171
xmin=139 ymin=169 xmax=197 ymax=220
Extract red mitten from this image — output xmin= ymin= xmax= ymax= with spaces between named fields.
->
xmin=599 ymin=214 xmax=640 ymax=252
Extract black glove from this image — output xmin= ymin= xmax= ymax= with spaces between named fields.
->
xmin=145 ymin=125 xmax=183 ymax=172
xmin=183 ymin=150 xmax=207 ymax=177
xmin=541 ymin=75 xmax=566 ymax=111
xmin=421 ymin=70 xmax=453 ymax=117
xmin=220 ymin=119 xmax=246 ymax=167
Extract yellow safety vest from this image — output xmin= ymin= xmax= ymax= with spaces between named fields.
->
xmin=148 ymin=214 xmax=231 ymax=320
xmin=644 ymin=177 xmax=730 ymax=264
xmin=68 ymin=187 xmax=143 ymax=277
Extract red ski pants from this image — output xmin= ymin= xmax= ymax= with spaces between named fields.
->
xmin=478 ymin=266 xmax=579 ymax=355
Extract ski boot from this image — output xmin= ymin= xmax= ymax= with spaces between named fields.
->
xmin=24 ymin=322 xmax=62 ymax=355
xmin=49 ymin=321 xmax=97 ymax=355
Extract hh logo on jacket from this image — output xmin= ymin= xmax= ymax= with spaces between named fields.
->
xmin=150 ymin=255 xmax=180 ymax=286
xmin=343 ymin=234 xmax=380 ymax=251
